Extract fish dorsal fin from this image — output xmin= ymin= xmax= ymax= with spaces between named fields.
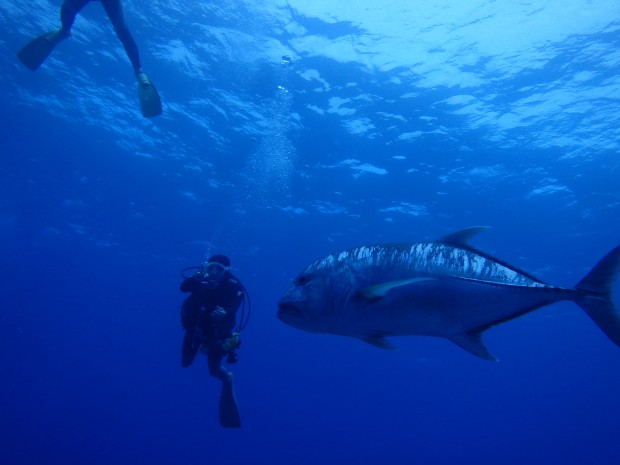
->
xmin=449 ymin=330 xmax=498 ymax=361
xmin=440 ymin=228 xmax=547 ymax=285
xmin=360 ymin=334 xmax=398 ymax=350
xmin=437 ymin=226 xmax=489 ymax=248
xmin=355 ymin=277 xmax=435 ymax=303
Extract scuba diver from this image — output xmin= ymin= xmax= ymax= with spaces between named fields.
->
xmin=16 ymin=0 xmax=161 ymax=118
xmin=179 ymin=254 xmax=250 ymax=428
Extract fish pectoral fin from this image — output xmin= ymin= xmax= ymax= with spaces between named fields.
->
xmin=360 ymin=334 xmax=398 ymax=350
xmin=449 ymin=331 xmax=498 ymax=361
xmin=355 ymin=277 xmax=435 ymax=303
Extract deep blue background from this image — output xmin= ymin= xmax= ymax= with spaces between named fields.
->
xmin=1 ymin=2 xmax=620 ymax=464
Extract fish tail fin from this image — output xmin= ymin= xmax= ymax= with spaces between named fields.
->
xmin=574 ymin=245 xmax=620 ymax=347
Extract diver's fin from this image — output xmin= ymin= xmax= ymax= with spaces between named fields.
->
xmin=218 ymin=374 xmax=241 ymax=428
xmin=136 ymin=72 xmax=162 ymax=118
xmin=449 ymin=330 xmax=497 ymax=361
xmin=17 ymin=30 xmax=68 ymax=71
xmin=574 ymin=245 xmax=620 ymax=347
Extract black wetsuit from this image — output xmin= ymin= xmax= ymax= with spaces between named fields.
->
xmin=60 ymin=0 xmax=141 ymax=72
xmin=180 ymin=272 xmax=243 ymax=380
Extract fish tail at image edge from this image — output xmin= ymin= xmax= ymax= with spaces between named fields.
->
xmin=574 ymin=245 xmax=620 ymax=347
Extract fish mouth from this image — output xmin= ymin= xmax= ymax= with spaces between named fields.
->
xmin=277 ymin=301 xmax=303 ymax=320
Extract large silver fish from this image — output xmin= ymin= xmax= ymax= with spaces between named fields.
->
xmin=277 ymin=227 xmax=620 ymax=360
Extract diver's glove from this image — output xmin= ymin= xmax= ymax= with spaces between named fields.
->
xmin=226 ymin=351 xmax=238 ymax=364
xmin=222 ymin=332 xmax=240 ymax=352
xmin=211 ymin=306 xmax=227 ymax=321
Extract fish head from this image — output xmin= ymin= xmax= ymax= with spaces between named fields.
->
xmin=278 ymin=257 xmax=349 ymax=333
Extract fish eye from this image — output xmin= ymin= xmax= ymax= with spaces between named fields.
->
xmin=295 ymin=274 xmax=312 ymax=286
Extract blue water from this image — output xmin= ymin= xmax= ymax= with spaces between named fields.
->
xmin=1 ymin=1 xmax=620 ymax=464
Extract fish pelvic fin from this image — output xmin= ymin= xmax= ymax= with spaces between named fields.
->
xmin=574 ymin=245 xmax=620 ymax=347
xmin=360 ymin=333 xmax=398 ymax=350
xmin=449 ymin=330 xmax=498 ymax=362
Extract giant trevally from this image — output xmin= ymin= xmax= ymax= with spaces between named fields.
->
xmin=277 ymin=227 xmax=620 ymax=360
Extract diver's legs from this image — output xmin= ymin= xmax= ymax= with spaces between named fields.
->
xmin=60 ymin=0 xmax=91 ymax=33
xmin=100 ymin=0 xmax=142 ymax=73
xmin=206 ymin=345 xmax=240 ymax=426
xmin=181 ymin=330 xmax=200 ymax=367
xmin=218 ymin=367 xmax=240 ymax=427
xmin=206 ymin=347 xmax=231 ymax=382
xmin=16 ymin=0 xmax=85 ymax=70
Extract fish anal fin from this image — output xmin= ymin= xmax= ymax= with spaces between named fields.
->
xmin=449 ymin=330 xmax=497 ymax=361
